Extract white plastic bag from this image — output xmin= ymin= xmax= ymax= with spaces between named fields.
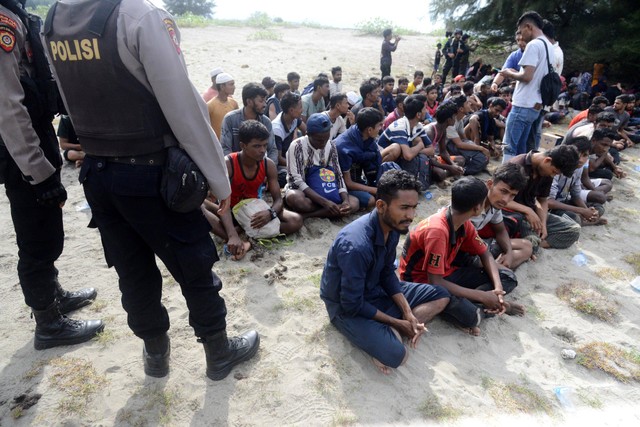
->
xmin=232 ymin=198 xmax=280 ymax=239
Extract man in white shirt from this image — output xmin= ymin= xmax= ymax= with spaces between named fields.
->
xmin=329 ymin=66 xmax=343 ymax=97
xmin=499 ymin=11 xmax=555 ymax=162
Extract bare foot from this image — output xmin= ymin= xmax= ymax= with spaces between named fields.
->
xmin=231 ymin=241 xmax=252 ymax=261
xmin=504 ymin=301 xmax=525 ymax=316
xmin=372 ymin=357 xmax=392 ymax=375
xmin=456 ymin=324 xmax=481 ymax=336
xmin=583 ymin=217 xmax=608 ymax=226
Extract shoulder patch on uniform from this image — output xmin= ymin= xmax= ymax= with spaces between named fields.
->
xmin=163 ymin=18 xmax=180 ymax=55
xmin=0 ymin=26 xmax=16 ymax=53
xmin=0 ymin=13 xmax=18 ymax=29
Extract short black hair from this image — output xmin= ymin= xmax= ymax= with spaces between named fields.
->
xmin=488 ymin=97 xmax=508 ymax=109
xmin=331 ymin=66 xmax=342 ymax=76
xmin=395 ymin=93 xmax=408 ymax=105
xmin=435 ymin=101 xmax=459 ymax=124
xmin=383 ymin=28 xmax=393 ymax=38
xmin=462 ymin=81 xmax=475 ymax=93
xmin=382 ymin=76 xmax=395 ymax=85
xmin=492 ymin=163 xmax=527 ymax=191
xmin=376 ymin=169 xmax=422 ymax=203
xmin=499 ymin=86 xmax=513 ymax=95
xmin=242 ymin=82 xmax=268 ymax=104
xmin=451 ymin=177 xmax=488 ymax=213
xmin=591 ymin=96 xmax=608 ymax=106
xmin=274 ymin=82 xmax=290 ymax=97
xmin=591 ymin=128 xmax=617 ymax=142
xmin=587 ymin=105 xmax=604 ymax=116
xmin=403 ymin=96 xmax=425 ymax=119
xmin=398 ymin=77 xmax=409 ymax=85
xmin=356 ymin=107 xmax=384 ymax=131
xmin=313 ymin=77 xmax=330 ymax=91
xmin=546 ymin=145 xmax=580 ymax=177
xmin=567 ymin=136 xmax=591 ymax=154
xmin=359 ymin=80 xmax=377 ymax=99
xmin=414 ymin=70 xmax=424 ymax=78
xmin=239 ymin=120 xmax=270 ymax=144
xmin=596 ymin=111 xmax=616 ymax=123
xmin=287 ymin=71 xmax=300 ymax=82
xmin=517 ymin=11 xmax=544 ymax=30
xmin=425 ymin=84 xmax=438 ymax=94
xmin=280 ymin=92 xmax=301 ymax=114
xmin=542 ymin=19 xmax=556 ymax=40
xmin=329 ymin=93 xmax=347 ymax=109
xmin=450 ymin=94 xmax=467 ymax=110
xmin=449 ymin=83 xmax=461 ymax=93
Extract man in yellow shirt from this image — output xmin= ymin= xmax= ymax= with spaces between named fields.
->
xmin=207 ymin=73 xmax=238 ymax=138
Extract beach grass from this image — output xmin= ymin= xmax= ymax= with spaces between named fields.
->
xmin=483 ymin=377 xmax=554 ymax=415
xmin=418 ymin=394 xmax=461 ymax=421
xmin=49 ymin=357 xmax=108 ymax=416
xmin=576 ymin=341 xmax=640 ymax=383
xmin=556 ymin=281 xmax=618 ymax=322
xmin=623 ymin=253 xmax=640 ymax=275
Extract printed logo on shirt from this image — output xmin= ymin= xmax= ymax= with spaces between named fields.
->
xmin=163 ymin=18 xmax=181 ymax=55
xmin=319 ymin=168 xmax=336 ymax=182
xmin=428 ymin=253 xmax=442 ymax=268
xmin=474 ymin=234 xmax=487 ymax=247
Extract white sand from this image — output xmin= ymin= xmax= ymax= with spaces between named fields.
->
xmin=1 ymin=25 xmax=640 ymax=426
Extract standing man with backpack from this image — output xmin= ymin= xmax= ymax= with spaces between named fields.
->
xmin=499 ymin=11 xmax=556 ymax=162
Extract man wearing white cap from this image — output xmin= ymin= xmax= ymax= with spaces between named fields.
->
xmin=201 ymin=67 xmax=223 ymax=102
xmin=207 ymin=73 xmax=238 ymax=139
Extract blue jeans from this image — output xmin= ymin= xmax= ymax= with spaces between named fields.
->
xmin=503 ymin=106 xmax=542 ymax=161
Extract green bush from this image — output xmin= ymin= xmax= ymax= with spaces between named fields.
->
xmin=355 ymin=17 xmax=421 ymax=36
xmin=175 ymin=12 xmax=213 ymax=28
xmin=246 ymin=11 xmax=272 ymax=28
xmin=248 ymin=29 xmax=283 ymax=41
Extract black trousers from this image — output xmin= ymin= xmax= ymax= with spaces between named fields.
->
xmin=442 ymin=59 xmax=453 ymax=82
xmin=80 ymin=156 xmax=227 ymax=340
xmin=1 ymin=145 xmax=63 ymax=310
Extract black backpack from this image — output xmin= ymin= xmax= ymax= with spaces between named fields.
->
xmin=538 ymin=38 xmax=562 ymax=107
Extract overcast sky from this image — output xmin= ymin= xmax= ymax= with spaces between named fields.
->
xmin=154 ymin=0 xmax=439 ymax=32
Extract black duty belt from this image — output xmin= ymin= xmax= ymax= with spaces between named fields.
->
xmin=106 ymin=150 xmax=166 ymax=165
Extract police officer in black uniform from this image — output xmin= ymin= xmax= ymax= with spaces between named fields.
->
xmin=0 ymin=0 xmax=103 ymax=349
xmin=44 ymin=0 xmax=259 ymax=380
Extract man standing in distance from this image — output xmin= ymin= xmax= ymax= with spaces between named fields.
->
xmin=44 ymin=0 xmax=259 ymax=380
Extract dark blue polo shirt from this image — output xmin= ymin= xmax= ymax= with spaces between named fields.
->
xmin=320 ymin=210 xmax=403 ymax=320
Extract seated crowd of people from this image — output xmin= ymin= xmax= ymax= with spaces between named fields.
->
xmin=56 ymin=12 xmax=640 ymax=375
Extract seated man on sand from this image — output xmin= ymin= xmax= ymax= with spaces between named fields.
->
xmin=272 ymin=93 xmax=307 ymax=187
xmin=335 ymin=107 xmax=395 ymax=210
xmin=207 ymin=72 xmax=238 ymax=139
xmin=465 ymin=97 xmax=508 ymax=159
xmin=284 ymin=113 xmax=358 ymax=218
xmin=57 ymin=115 xmax=85 ymax=167
xmin=549 ymin=137 xmax=607 ymax=226
xmin=586 ymin=129 xmax=619 ymax=189
xmin=203 ymin=121 xmax=303 ymax=260
xmin=322 ymin=93 xmax=355 ymax=141
xmin=320 ymin=170 xmax=451 ymax=374
xmin=442 ymin=94 xmax=489 ymax=176
xmin=506 ymin=145 xmax=581 ymax=250
xmin=472 ymin=164 xmax=533 ymax=270
xmin=399 ymin=177 xmax=525 ymax=336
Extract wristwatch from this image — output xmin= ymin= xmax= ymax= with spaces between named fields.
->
xmin=269 ymin=208 xmax=277 ymax=220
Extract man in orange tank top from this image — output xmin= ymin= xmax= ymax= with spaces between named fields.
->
xmin=203 ymin=121 xmax=303 ymax=260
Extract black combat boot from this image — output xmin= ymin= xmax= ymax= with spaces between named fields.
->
xmin=143 ymin=333 xmax=170 ymax=378
xmin=55 ymin=279 xmax=97 ymax=314
xmin=32 ymin=302 xmax=104 ymax=350
xmin=199 ymin=330 xmax=260 ymax=381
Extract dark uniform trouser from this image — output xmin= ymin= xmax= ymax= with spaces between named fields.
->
xmin=80 ymin=156 xmax=227 ymax=340
xmin=0 ymin=137 xmax=63 ymax=311
xmin=442 ymin=58 xmax=453 ymax=82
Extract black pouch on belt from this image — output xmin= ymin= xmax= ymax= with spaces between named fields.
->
xmin=160 ymin=146 xmax=209 ymax=213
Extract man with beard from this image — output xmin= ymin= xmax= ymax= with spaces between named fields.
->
xmin=320 ymin=170 xmax=451 ymax=374
xmin=221 ymin=82 xmax=278 ymax=164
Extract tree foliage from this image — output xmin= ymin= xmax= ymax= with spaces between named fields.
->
xmin=164 ymin=0 xmax=216 ymax=18
xmin=430 ymin=0 xmax=640 ymax=82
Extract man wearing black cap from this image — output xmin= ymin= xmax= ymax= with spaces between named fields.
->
xmin=284 ymin=113 xmax=358 ymax=218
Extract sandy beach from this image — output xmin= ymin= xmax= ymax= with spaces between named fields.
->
xmin=1 ymin=24 xmax=640 ymax=426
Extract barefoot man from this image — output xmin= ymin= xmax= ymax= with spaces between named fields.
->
xmin=320 ymin=170 xmax=451 ymax=374
xmin=400 ymin=177 xmax=525 ymax=336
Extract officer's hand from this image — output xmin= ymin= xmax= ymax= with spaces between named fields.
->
xmin=34 ymin=174 xmax=67 ymax=208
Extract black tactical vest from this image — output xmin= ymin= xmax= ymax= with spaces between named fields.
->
xmin=44 ymin=0 xmax=170 ymax=157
